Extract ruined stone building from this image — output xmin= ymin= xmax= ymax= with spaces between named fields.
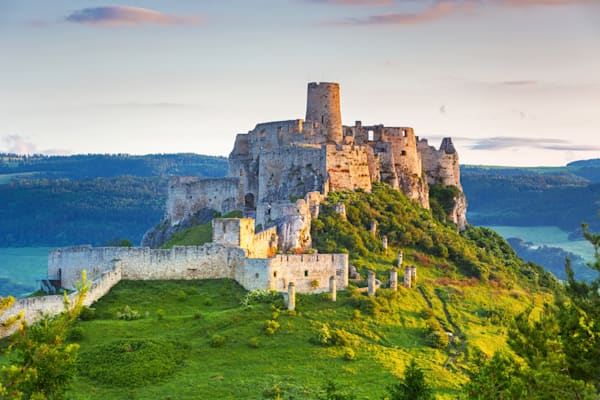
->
xmin=161 ymin=82 xmax=467 ymax=253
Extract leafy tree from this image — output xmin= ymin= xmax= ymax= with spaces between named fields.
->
xmin=462 ymin=350 xmax=525 ymax=400
xmin=387 ymin=359 xmax=433 ymax=400
xmin=0 ymin=272 xmax=89 ymax=399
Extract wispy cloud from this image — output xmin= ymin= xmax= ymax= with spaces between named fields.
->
xmin=1 ymin=135 xmax=70 ymax=155
xmin=469 ymin=136 xmax=600 ymax=151
xmin=306 ymin=0 xmax=392 ymax=5
xmin=498 ymin=0 xmax=594 ymax=7
xmin=500 ymin=80 xmax=539 ymax=86
xmin=327 ymin=0 xmax=594 ymax=25
xmin=338 ymin=1 xmax=476 ymax=25
xmin=97 ymin=102 xmax=199 ymax=109
xmin=65 ymin=6 xmax=203 ymax=26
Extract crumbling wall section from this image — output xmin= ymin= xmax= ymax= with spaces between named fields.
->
xmin=166 ymin=177 xmax=241 ymax=225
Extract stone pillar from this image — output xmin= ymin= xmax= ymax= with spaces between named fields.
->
xmin=334 ymin=203 xmax=346 ymax=219
xmin=404 ymin=266 xmax=412 ymax=288
xmin=287 ymin=282 xmax=296 ymax=311
xmin=329 ymin=276 xmax=337 ymax=302
xmin=367 ymin=270 xmax=376 ymax=297
xmin=390 ymin=267 xmax=398 ymax=291
xmin=370 ymin=220 xmax=377 ymax=236
xmin=382 ymin=235 xmax=388 ymax=253
xmin=397 ymin=250 xmax=403 ymax=269
xmin=411 ymin=266 xmax=417 ymax=286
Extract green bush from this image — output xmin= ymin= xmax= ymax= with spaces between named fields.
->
xmin=209 ymin=334 xmax=226 ymax=348
xmin=343 ymin=347 xmax=356 ymax=361
xmin=264 ymin=320 xmax=281 ymax=336
xmin=79 ymin=306 xmax=96 ymax=321
xmin=241 ymin=289 xmax=283 ymax=307
xmin=425 ymin=331 xmax=449 ymax=349
xmin=248 ymin=337 xmax=260 ymax=348
xmin=176 ymin=290 xmax=187 ymax=301
xmin=68 ymin=326 xmax=85 ymax=341
xmin=156 ymin=308 xmax=165 ymax=320
xmin=116 ymin=305 xmax=142 ymax=321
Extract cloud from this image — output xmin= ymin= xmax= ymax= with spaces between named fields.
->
xmin=498 ymin=0 xmax=594 ymax=7
xmin=501 ymin=80 xmax=538 ymax=86
xmin=98 ymin=102 xmax=198 ymax=109
xmin=468 ymin=136 xmax=600 ymax=151
xmin=1 ymin=135 xmax=70 ymax=155
xmin=65 ymin=6 xmax=203 ymax=26
xmin=328 ymin=0 xmax=594 ymax=25
xmin=336 ymin=0 xmax=477 ymax=25
xmin=306 ymin=0 xmax=392 ymax=5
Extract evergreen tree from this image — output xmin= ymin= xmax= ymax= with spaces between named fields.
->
xmin=387 ymin=359 xmax=433 ymax=400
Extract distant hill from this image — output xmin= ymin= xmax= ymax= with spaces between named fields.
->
xmin=0 ymin=154 xmax=228 ymax=247
xmin=461 ymin=161 xmax=600 ymax=234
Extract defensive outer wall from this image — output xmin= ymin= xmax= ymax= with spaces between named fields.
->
xmin=3 ymin=218 xmax=348 ymax=335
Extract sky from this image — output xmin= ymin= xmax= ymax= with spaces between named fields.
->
xmin=0 ymin=0 xmax=599 ymax=167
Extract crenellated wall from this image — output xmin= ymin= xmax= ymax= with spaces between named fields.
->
xmin=48 ymin=244 xmax=245 ymax=290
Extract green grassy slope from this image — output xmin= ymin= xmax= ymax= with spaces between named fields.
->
xmin=64 ymin=183 xmax=559 ymax=399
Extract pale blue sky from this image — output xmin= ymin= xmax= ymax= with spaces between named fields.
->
xmin=1 ymin=0 xmax=599 ymax=166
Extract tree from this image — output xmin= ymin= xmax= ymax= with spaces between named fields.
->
xmin=462 ymin=350 xmax=525 ymax=400
xmin=387 ymin=358 xmax=433 ymax=400
xmin=0 ymin=271 xmax=89 ymax=400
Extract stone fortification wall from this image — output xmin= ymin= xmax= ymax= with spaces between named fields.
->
xmin=166 ymin=177 xmax=241 ymax=225
xmin=212 ymin=218 xmax=255 ymax=251
xmin=251 ymin=226 xmax=278 ymax=258
xmin=48 ymin=244 xmax=244 ymax=290
xmin=1 ymin=265 xmax=122 ymax=337
xmin=236 ymin=253 xmax=348 ymax=293
xmin=258 ymin=145 xmax=326 ymax=204
xmin=325 ymin=144 xmax=373 ymax=193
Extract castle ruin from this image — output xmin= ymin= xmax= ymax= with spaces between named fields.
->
xmin=159 ymin=82 xmax=467 ymax=254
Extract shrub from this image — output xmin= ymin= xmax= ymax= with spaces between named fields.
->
xmin=68 ymin=326 xmax=85 ymax=341
xmin=425 ymin=331 xmax=449 ymax=349
xmin=79 ymin=306 xmax=95 ymax=321
xmin=176 ymin=290 xmax=187 ymax=301
xmin=248 ymin=337 xmax=260 ymax=348
xmin=343 ymin=347 xmax=356 ymax=361
xmin=116 ymin=305 xmax=142 ymax=321
xmin=209 ymin=334 xmax=226 ymax=348
xmin=331 ymin=329 xmax=353 ymax=347
xmin=241 ymin=289 xmax=283 ymax=307
xmin=156 ymin=308 xmax=165 ymax=320
xmin=312 ymin=323 xmax=332 ymax=346
xmin=264 ymin=320 xmax=280 ymax=335
xmin=353 ymin=309 xmax=362 ymax=320
xmin=193 ymin=311 xmax=202 ymax=320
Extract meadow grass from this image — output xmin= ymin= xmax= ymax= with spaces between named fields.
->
xmin=65 ymin=257 xmax=545 ymax=400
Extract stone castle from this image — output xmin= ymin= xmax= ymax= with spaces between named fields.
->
xmin=3 ymin=82 xmax=467 ymax=332
xmin=162 ymin=82 xmax=466 ymax=251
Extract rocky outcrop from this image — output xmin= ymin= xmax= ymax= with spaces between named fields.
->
xmin=141 ymin=208 xmax=217 ymax=248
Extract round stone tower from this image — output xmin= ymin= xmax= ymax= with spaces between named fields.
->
xmin=306 ymin=82 xmax=343 ymax=144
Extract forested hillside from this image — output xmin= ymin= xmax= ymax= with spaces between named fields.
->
xmin=0 ymin=154 xmax=228 ymax=246
xmin=462 ymin=161 xmax=600 ymax=234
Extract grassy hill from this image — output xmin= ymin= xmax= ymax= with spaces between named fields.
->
xmin=62 ymin=183 xmax=560 ymax=399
